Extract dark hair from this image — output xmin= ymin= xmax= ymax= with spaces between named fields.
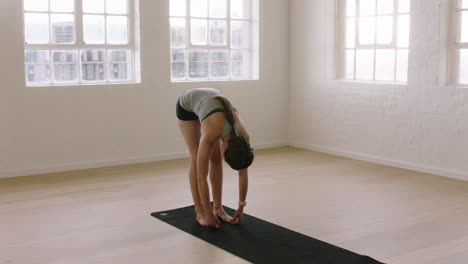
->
xmin=214 ymin=95 xmax=254 ymax=170
xmin=213 ymin=95 xmax=237 ymax=137
xmin=224 ymin=136 xmax=254 ymax=170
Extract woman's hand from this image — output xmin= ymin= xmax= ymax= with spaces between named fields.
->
xmin=230 ymin=206 xmax=244 ymax=224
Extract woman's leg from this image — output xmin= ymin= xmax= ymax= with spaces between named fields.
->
xmin=209 ymin=139 xmax=233 ymax=222
xmin=178 ymin=120 xmax=203 ymax=218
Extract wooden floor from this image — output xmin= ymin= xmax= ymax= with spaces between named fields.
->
xmin=1 ymin=147 xmax=468 ymax=264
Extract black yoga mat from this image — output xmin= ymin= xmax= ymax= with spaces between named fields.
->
xmin=151 ymin=205 xmax=384 ymax=264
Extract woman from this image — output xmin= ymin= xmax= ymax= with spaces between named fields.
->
xmin=176 ymin=88 xmax=254 ymax=228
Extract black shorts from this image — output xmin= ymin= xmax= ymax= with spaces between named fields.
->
xmin=176 ymin=98 xmax=199 ymax=121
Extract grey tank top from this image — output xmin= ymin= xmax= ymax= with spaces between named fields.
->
xmin=179 ymin=88 xmax=239 ymax=138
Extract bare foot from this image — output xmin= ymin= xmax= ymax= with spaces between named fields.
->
xmin=196 ymin=213 xmax=204 ymax=225
xmin=196 ymin=212 xmax=220 ymax=228
xmin=213 ymin=207 xmax=233 ymax=223
xmin=195 ymin=208 xmax=204 ymax=224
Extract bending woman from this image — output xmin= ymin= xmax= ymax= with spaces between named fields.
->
xmin=176 ymin=88 xmax=254 ymax=228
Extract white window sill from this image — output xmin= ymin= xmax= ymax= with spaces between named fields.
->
xmin=171 ymin=78 xmax=259 ymax=83
xmin=440 ymin=83 xmax=468 ymax=89
xmin=331 ymin=79 xmax=408 ymax=87
xmin=26 ymin=81 xmax=141 ymax=87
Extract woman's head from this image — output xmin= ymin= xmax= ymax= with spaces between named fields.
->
xmin=224 ymin=136 xmax=254 ymax=170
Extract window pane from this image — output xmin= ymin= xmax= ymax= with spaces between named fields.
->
xmin=375 ymin=49 xmax=395 ymax=81
xmin=346 ymin=0 xmax=356 ymax=17
xmin=396 ymin=49 xmax=408 ymax=82
xmin=170 ymin=18 xmax=186 ymax=48
xmin=24 ymin=50 xmax=50 ymax=84
xmin=191 ymin=0 xmax=208 ymax=17
xmin=51 ymin=14 xmax=75 ymax=44
xmin=106 ymin=0 xmax=127 ymax=14
xmin=345 ymin=18 xmax=355 ymax=48
xmin=231 ymin=21 xmax=250 ymax=48
xmin=360 ymin=0 xmax=376 ymax=16
xmin=108 ymin=50 xmax=131 ymax=81
xmin=231 ymin=50 xmax=249 ymax=79
xmin=345 ymin=49 xmax=355 ymax=79
xmin=52 ymin=50 xmax=78 ymax=83
xmin=459 ymin=49 xmax=468 ymax=84
xmin=25 ymin=50 xmax=50 ymax=64
xmin=170 ymin=0 xmax=186 ymax=16
xmin=50 ymin=0 xmax=74 ymax=12
xmin=376 ymin=16 xmax=393 ymax=44
xmin=231 ymin=0 xmax=250 ymax=19
xmin=171 ymin=49 xmax=186 ymax=80
xmin=209 ymin=50 xmax=229 ymax=79
xmin=83 ymin=0 xmax=105 ymax=13
xmin=81 ymin=50 xmax=106 ymax=81
xmin=24 ymin=13 xmax=49 ymax=44
xmin=356 ymin=49 xmax=374 ymax=80
xmin=377 ymin=0 xmax=393 ymax=15
xmin=359 ymin=17 xmax=376 ymax=44
xmin=461 ymin=11 xmax=468 ymax=43
xmin=24 ymin=0 xmax=48 ymax=11
xmin=210 ymin=0 xmax=226 ymax=18
xmin=191 ymin=19 xmax=207 ymax=45
xmin=462 ymin=0 xmax=468 ymax=9
xmin=398 ymin=0 xmax=410 ymax=13
xmin=107 ymin=16 xmax=128 ymax=44
xmin=209 ymin=20 xmax=227 ymax=46
xmin=188 ymin=50 xmax=209 ymax=79
xmin=83 ymin=15 xmax=105 ymax=44
xmin=397 ymin=15 xmax=410 ymax=47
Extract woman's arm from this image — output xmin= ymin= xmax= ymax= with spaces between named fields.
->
xmin=238 ymin=168 xmax=248 ymax=204
xmin=230 ymin=111 xmax=250 ymax=224
xmin=231 ymin=168 xmax=248 ymax=224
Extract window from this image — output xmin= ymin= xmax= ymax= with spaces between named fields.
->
xmin=169 ymin=0 xmax=255 ymax=81
xmin=337 ymin=0 xmax=411 ymax=83
xmin=446 ymin=0 xmax=468 ymax=85
xmin=23 ymin=0 xmax=140 ymax=86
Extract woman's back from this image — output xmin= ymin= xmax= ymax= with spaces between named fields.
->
xmin=179 ymin=88 xmax=224 ymax=121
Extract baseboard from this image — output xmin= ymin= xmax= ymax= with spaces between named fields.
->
xmin=0 ymin=141 xmax=288 ymax=179
xmin=4 ymin=141 xmax=464 ymax=181
xmin=254 ymin=142 xmax=289 ymax=150
xmin=288 ymin=142 xmax=468 ymax=182
xmin=0 ymin=152 xmax=190 ymax=179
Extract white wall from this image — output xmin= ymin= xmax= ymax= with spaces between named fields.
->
xmin=289 ymin=0 xmax=468 ymax=181
xmin=0 ymin=0 xmax=289 ymax=178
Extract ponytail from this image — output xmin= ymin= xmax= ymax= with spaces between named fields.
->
xmin=214 ymin=95 xmax=254 ymax=170
xmin=213 ymin=95 xmax=236 ymax=136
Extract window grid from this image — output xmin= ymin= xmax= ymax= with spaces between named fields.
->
xmin=338 ymin=0 xmax=410 ymax=83
xmin=23 ymin=0 xmax=77 ymax=45
xmin=170 ymin=0 xmax=253 ymax=82
xmin=23 ymin=0 xmax=137 ymax=86
xmin=447 ymin=0 xmax=468 ymax=85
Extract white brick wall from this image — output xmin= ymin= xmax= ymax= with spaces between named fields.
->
xmin=289 ymin=0 xmax=468 ymax=180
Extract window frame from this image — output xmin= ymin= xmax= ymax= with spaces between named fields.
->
xmin=445 ymin=0 xmax=468 ymax=86
xmin=336 ymin=0 xmax=410 ymax=84
xmin=23 ymin=0 xmax=139 ymax=86
xmin=170 ymin=0 xmax=254 ymax=82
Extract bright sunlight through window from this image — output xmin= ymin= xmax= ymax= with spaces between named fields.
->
xmin=23 ymin=0 xmax=140 ymax=86
xmin=446 ymin=0 xmax=468 ymax=85
xmin=169 ymin=0 xmax=255 ymax=82
xmin=337 ymin=0 xmax=411 ymax=83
